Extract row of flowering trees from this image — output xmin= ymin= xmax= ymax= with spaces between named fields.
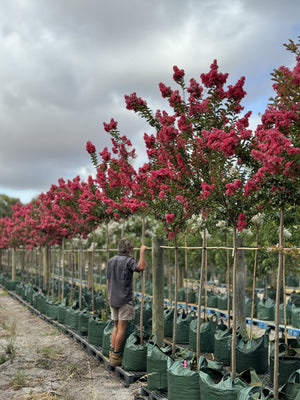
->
xmin=0 ymin=37 xmax=299 ymax=396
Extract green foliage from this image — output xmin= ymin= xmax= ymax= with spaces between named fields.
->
xmin=0 ymin=194 xmax=21 ymax=218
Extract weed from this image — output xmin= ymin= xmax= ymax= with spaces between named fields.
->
xmin=0 ymin=353 xmax=7 ymax=364
xmin=8 ymin=320 xmax=17 ymax=336
xmin=37 ymin=346 xmax=63 ymax=359
xmin=42 ymin=327 xmax=58 ymax=336
xmin=3 ymin=338 xmax=16 ymax=363
xmin=10 ymin=370 xmax=28 ymax=390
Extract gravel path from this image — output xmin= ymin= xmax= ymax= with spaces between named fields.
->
xmin=0 ymin=287 xmax=141 ymax=400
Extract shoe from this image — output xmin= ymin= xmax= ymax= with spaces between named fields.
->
xmin=110 ymin=352 xmax=122 ymax=367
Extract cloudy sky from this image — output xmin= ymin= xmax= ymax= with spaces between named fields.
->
xmin=0 ymin=0 xmax=299 ymax=204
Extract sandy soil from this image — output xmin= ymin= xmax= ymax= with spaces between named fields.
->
xmin=0 ymin=288 xmax=142 ymax=400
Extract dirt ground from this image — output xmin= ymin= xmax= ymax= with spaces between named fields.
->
xmin=0 ymin=287 xmax=142 ymax=400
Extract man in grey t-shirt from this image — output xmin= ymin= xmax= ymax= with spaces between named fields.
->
xmin=107 ymin=238 xmax=147 ymax=366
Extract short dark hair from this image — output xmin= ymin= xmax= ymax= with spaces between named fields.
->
xmin=118 ymin=238 xmax=133 ymax=253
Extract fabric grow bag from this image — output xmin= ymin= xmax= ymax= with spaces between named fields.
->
xmin=176 ymin=310 xmax=195 ymax=344
xmin=278 ymin=369 xmax=300 ymax=400
xmin=217 ymin=293 xmax=232 ymax=311
xmin=279 ymin=300 xmax=293 ymax=326
xmin=46 ymin=299 xmax=59 ymax=320
xmin=207 ymin=291 xmax=218 ymax=308
xmin=122 ymin=331 xmax=147 ymax=371
xmin=57 ymin=302 xmax=67 ymax=324
xmin=214 ymin=327 xmax=232 ymax=363
xmin=134 ymin=299 xmax=152 ymax=325
xmin=167 ymin=358 xmax=200 ymax=400
xmin=237 ymin=386 xmax=274 ymax=400
xmin=164 ymin=308 xmax=174 ymax=337
xmin=199 ymin=356 xmax=248 ymax=400
xmin=147 ymin=335 xmax=172 ymax=392
xmin=88 ymin=316 xmax=107 ymax=346
xmin=270 ymin=338 xmax=300 ymax=386
xmin=102 ymin=319 xmax=114 ymax=357
xmin=236 ymin=328 xmax=270 ymax=373
xmin=291 ymin=304 xmax=300 ymax=328
xmin=189 ymin=315 xmax=218 ymax=353
xmin=257 ymin=298 xmax=274 ymax=321
xmin=64 ymin=308 xmax=79 ymax=330
xmin=77 ymin=309 xmax=90 ymax=335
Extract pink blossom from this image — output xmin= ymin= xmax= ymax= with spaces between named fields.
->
xmin=159 ymin=82 xmax=173 ymax=98
xmin=166 ymin=213 xmax=175 ymax=223
xmin=86 ymin=141 xmax=96 ymax=154
xmin=173 ymin=65 xmax=185 ymax=83
xmin=103 ymin=118 xmax=118 ymax=132
xmin=237 ymin=213 xmax=247 ymax=231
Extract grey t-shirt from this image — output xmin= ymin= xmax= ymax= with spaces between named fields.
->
xmin=107 ymin=253 xmax=138 ymax=307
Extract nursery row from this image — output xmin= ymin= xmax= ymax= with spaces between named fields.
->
xmin=1 ymin=274 xmax=300 ymax=399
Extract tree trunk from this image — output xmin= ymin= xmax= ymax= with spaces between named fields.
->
xmin=152 ymin=237 xmax=164 ymax=347
xmin=231 ymin=226 xmax=238 ymax=378
xmin=236 ymin=236 xmax=246 ymax=332
xmin=171 ymin=235 xmax=179 ymax=357
xmin=273 ymin=205 xmax=284 ymax=399
xmin=250 ymin=227 xmax=259 ymax=340
xmin=11 ymin=248 xmax=16 ymax=281
xmin=196 ymin=229 xmax=206 ymax=361
xmin=43 ymin=245 xmax=50 ymax=293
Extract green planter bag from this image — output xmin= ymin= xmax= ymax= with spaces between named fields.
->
xmin=237 ymin=386 xmax=273 ymax=400
xmin=164 ymin=308 xmax=174 ymax=337
xmin=278 ymin=369 xmax=300 ymax=400
xmin=57 ymin=302 xmax=67 ymax=324
xmin=64 ymin=307 xmax=79 ymax=330
xmin=167 ymin=358 xmax=200 ymax=400
xmin=199 ymin=356 xmax=248 ymax=400
xmin=257 ymin=298 xmax=274 ymax=321
xmin=88 ymin=316 xmax=107 ymax=346
xmin=177 ymin=310 xmax=195 ymax=344
xmin=46 ymin=299 xmax=59 ymax=320
xmin=236 ymin=328 xmax=270 ymax=374
xmin=214 ymin=327 xmax=232 ymax=363
xmin=279 ymin=300 xmax=292 ymax=325
xmin=122 ymin=331 xmax=147 ymax=371
xmin=78 ymin=309 xmax=90 ymax=335
xmin=177 ymin=287 xmax=186 ymax=302
xmin=189 ymin=315 xmax=217 ymax=353
xmin=291 ymin=304 xmax=300 ymax=328
xmin=147 ymin=335 xmax=172 ymax=392
xmin=217 ymin=293 xmax=232 ymax=311
xmin=207 ymin=291 xmax=218 ymax=308
xmin=270 ymin=338 xmax=300 ymax=386
xmin=102 ymin=319 xmax=114 ymax=357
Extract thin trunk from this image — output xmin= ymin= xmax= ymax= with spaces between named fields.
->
xmin=250 ymin=226 xmax=259 ymax=340
xmin=168 ymin=251 xmax=173 ymax=307
xmin=185 ymin=235 xmax=188 ymax=311
xmin=79 ymin=238 xmax=83 ymax=310
xmin=226 ymin=233 xmax=231 ymax=328
xmin=61 ymin=238 xmax=65 ymax=302
xmin=152 ymin=237 xmax=164 ymax=347
xmin=196 ymin=229 xmax=206 ymax=361
xmin=231 ymin=226 xmax=237 ymax=378
xmin=273 ymin=205 xmax=284 ymax=399
xmin=171 ymin=235 xmax=179 ymax=358
xmin=140 ymin=217 xmax=145 ymax=344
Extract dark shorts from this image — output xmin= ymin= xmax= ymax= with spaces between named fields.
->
xmin=110 ymin=303 xmax=135 ymax=321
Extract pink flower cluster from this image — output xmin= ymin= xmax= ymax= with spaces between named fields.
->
xmin=86 ymin=141 xmax=96 ymax=154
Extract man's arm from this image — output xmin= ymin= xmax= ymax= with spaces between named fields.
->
xmin=136 ymin=245 xmax=147 ymax=271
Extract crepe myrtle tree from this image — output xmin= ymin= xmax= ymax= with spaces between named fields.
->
xmin=245 ymin=37 xmax=300 ymax=398
xmin=123 ymin=62 xmax=263 ymax=368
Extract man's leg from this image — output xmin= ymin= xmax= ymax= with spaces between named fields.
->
xmin=114 ymin=320 xmax=128 ymax=352
xmin=110 ymin=320 xmax=118 ymax=350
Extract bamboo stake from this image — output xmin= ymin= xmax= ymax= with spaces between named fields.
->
xmin=250 ymin=226 xmax=259 ymax=340
xmin=196 ymin=229 xmax=206 ymax=361
xmin=171 ymin=234 xmax=179 ymax=358
xmin=273 ymin=205 xmax=285 ymax=399
xmin=140 ymin=217 xmax=145 ymax=344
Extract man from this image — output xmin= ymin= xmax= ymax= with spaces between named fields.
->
xmin=106 ymin=238 xmax=147 ymax=367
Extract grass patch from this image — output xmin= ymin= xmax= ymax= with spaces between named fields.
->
xmin=37 ymin=346 xmax=63 ymax=359
xmin=10 ymin=370 xmax=28 ymax=390
xmin=0 ymin=290 xmax=8 ymax=296
xmin=42 ymin=327 xmax=58 ymax=336
xmin=2 ymin=338 xmax=16 ymax=363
